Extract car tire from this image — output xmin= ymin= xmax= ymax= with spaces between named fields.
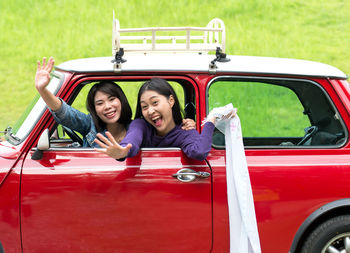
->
xmin=300 ymin=215 xmax=350 ymax=253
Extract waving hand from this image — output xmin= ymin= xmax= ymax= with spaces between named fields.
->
xmin=94 ymin=132 xmax=132 ymax=160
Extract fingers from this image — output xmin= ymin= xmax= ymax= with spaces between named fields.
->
xmin=94 ymin=138 xmax=108 ymax=149
xmin=224 ymin=111 xmax=234 ymax=119
xmin=181 ymin=119 xmax=188 ymax=130
xmin=42 ymin=57 xmax=46 ymax=68
xmin=182 ymin=119 xmax=196 ymax=130
xmin=227 ymin=108 xmax=237 ymax=119
xmin=37 ymin=57 xmax=55 ymax=72
xmin=94 ymin=134 xmax=132 ymax=159
xmin=46 ymin=57 xmax=55 ymax=72
xmin=105 ymin=131 xmax=118 ymax=145
xmin=94 ymin=132 xmax=125 ymax=149
xmin=37 ymin=60 xmax=41 ymax=71
xmin=96 ymin=132 xmax=113 ymax=147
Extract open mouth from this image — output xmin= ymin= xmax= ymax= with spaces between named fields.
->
xmin=152 ymin=116 xmax=163 ymax=127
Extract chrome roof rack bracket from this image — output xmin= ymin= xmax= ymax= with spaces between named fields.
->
xmin=112 ymin=48 xmax=126 ymax=73
xmin=208 ymin=47 xmax=230 ymax=74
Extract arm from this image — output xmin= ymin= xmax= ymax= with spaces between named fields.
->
xmin=180 ymin=104 xmax=237 ymax=160
xmin=180 ymin=122 xmax=215 ymax=161
xmin=36 ymin=57 xmax=92 ymax=135
xmin=120 ymin=119 xmax=147 ymax=157
xmin=51 ymin=99 xmax=92 ymax=135
xmin=35 ymin=57 xmax=62 ymax=111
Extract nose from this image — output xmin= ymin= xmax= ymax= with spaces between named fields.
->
xmin=148 ymin=106 xmax=155 ymax=115
xmin=104 ymin=101 xmax=112 ymax=110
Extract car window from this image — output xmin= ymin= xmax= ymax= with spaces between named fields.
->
xmin=50 ymin=79 xmax=188 ymax=148
xmin=208 ymin=77 xmax=346 ymax=148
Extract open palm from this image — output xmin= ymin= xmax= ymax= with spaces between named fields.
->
xmin=35 ymin=57 xmax=55 ymax=90
xmin=94 ymin=132 xmax=132 ymax=159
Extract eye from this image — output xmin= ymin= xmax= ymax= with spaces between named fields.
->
xmin=153 ymin=101 xmax=158 ymax=106
xmin=141 ymin=105 xmax=148 ymax=110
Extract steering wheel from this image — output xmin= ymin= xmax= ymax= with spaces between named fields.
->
xmin=297 ymin=126 xmax=318 ymax=145
xmin=62 ymin=126 xmax=83 ymax=147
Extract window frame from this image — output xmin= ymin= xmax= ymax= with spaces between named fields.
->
xmin=45 ymin=75 xmax=200 ymax=150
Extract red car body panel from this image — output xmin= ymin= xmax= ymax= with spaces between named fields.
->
xmin=0 ymin=166 xmax=21 ymax=253
xmin=20 ymin=149 xmax=212 ymax=252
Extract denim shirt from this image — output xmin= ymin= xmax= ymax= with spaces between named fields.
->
xmin=50 ymin=99 xmax=105 ymax=147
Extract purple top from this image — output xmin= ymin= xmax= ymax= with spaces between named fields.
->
xmin=120 ymin=118 xmax=215 ymax=161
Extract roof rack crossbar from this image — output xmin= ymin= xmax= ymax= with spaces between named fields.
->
xmin=112 ymin=17 xmax=226 ymax=55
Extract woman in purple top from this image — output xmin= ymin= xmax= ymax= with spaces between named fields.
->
xmin=95 ymin=78 xmax=218 ymax=161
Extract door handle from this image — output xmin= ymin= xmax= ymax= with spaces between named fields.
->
xmin=172 ymin=168 xmax=210 ymax=182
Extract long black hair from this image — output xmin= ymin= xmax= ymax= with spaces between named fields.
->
xmin=86 ymin=81 xmax=132 ymax=132
xmin=135 ymin=78 xmax=183 ymax=125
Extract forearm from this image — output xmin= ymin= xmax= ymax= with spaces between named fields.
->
xmin=37 ymin=87 xmax=62 ymax=111
xmin=182 ymin=122 xmax=215 ymax=160
xmin=50 ymin=99 xmax=92 ymax=135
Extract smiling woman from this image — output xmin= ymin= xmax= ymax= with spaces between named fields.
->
xmin=137 ymin=79 xmax=181 ymax=137
xmin=35 ymin=57 xmax=132 ymax=148
xmin=85 ymin=81 xmax=132 ymax=142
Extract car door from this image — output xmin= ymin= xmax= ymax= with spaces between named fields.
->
xmin=205 ymin=76 xmax=350 ymax=253
xmin=20 ymin=146 xmax=212 ymax=253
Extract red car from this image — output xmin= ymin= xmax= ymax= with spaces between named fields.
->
xmin=1 ymin=19 xmax=350 ymax=253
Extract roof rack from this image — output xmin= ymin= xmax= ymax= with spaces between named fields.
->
xmin=112 ymin=16 xmax=226 ymax=56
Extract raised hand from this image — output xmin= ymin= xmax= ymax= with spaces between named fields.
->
xmin=35 ymin=57 xmax=55 ymax=91
xmin=94 ymin=131 xmax=132 ymax=159
xmin=204 ymin=103 xmax=237 ymax=125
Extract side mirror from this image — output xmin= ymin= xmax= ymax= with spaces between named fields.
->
xmin=32 ymin=129 xmax=50 ymax=160
xmin=37 ymin=129 xmax=50 ymax=150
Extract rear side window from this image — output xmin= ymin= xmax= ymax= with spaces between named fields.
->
xmin=207 ymin=77 xmax=346 ymax=148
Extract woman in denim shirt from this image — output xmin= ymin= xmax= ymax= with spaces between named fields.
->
xmin=35 ymin=57 xmax=132 ymax=147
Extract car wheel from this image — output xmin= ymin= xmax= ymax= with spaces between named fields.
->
xmin=301 ymin=215 xmax=350 ymax=253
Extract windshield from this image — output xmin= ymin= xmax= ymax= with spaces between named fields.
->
xmin=6 ymin=73 xmax=63 ymax=145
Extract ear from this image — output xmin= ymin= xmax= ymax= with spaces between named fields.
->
xmin=168 ymin=95 xmax=175 ymax=108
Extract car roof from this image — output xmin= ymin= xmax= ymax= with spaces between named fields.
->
xmin=56 ymin=54 xmax=348 ymax=79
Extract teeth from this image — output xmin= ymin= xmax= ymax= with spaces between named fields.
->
xmin=105 ymin=111 xmax=116 ymax=118
xmin=152 ymin=116 xmax=160 ymax=122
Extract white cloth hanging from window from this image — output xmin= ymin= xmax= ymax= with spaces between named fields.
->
xmin=214 ymin=104 xmax=261 ymax=253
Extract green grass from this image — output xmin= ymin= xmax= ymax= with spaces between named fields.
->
xmin=1 ymin=0 xmax=349 ymax=131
